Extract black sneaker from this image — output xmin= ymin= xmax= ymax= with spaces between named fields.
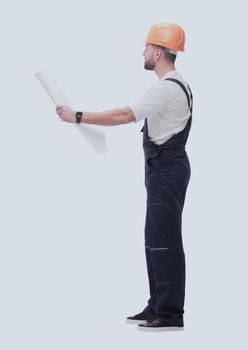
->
xmin=137 ymin=316 xmax=184 ymax=332
xmin=126 ymin=311 xmax=157 ymax=324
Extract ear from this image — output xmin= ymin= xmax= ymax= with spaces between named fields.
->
xmin=155 ymin=49 xmax=161 ymax=59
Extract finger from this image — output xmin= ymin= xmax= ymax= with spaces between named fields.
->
xmin=56 ymin=105 xmax=64 ymax=111
xmin=56 ymin=109 xmax=64 ymax=116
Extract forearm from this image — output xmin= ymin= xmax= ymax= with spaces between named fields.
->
xmin=80 ymin=106 xmax=136 ymax=126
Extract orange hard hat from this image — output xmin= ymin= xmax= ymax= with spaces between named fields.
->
xmin=144 ymin=23 xmax=185 ymax=52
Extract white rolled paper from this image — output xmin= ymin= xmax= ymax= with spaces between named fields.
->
xmin=35 ymin=70 xmax=108 ymax=154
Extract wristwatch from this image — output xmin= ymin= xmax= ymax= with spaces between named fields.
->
xmin=75 ymin=111 xmax=83 ymax=124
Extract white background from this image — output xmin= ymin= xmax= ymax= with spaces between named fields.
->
xmin=0 ymin=0 xmax=247 ymax=348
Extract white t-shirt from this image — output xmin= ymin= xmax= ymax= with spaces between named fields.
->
xmin=128 ymin=70 xmax=192 ymax=145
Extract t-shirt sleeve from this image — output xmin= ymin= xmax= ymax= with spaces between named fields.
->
xmin=127 ymin=81 xmax=175 ymax=122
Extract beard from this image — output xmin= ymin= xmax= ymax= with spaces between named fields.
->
xmin=144 ymin=58 xmax=155 ymax=70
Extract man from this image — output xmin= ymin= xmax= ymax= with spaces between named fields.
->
xmin=56 ymin=23 xmax=193 ymax=332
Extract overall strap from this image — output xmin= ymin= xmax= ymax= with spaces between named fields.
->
xmin=164 ymin=78 xmax=193 ymax=114
xmin=140 ymin=78 xmax=193 ymax=133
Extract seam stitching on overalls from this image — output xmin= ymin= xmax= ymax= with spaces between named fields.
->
xmin=150 ymin=247 xmax=168 ymax=251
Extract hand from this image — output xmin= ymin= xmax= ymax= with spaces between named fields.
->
xmin=55 ymin=105 xmax=76 ymax=123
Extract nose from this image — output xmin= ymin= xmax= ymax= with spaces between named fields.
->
xmin=143 ymin=45 xmax=147 ymax=55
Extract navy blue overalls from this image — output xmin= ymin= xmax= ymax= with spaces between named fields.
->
xmin=140 ymin=78 xmax=193 ymax=326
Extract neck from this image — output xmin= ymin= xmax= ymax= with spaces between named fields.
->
xmin=154 ymin=64 xmax=176 ymax=79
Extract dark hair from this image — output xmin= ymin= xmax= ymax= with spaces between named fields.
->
xmin=153 ymin=44 xmax=177 ymax=64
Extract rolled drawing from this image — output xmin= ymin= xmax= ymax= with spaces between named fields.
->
xmin=35 ymin=71 xmax=108 ymax=154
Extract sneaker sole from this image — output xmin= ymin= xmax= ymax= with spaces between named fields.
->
xmin=126 ymin=319 xmax=149 ymax=324
xmin=137 ymin=325 xmax=184 ymax=332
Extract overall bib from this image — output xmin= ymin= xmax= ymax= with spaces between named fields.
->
xmin=140 ymin=78 xmax=193 ymax=325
